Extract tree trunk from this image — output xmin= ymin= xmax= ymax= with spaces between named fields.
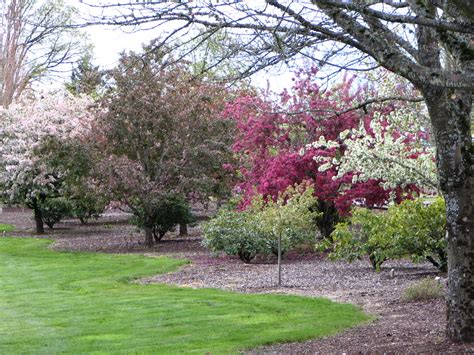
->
xmin=277 ymin=233 xmax=282 ymax=287
xmin=424 ymin=88 xmax=474 ymax=342
xmin=144 ymin=226 xmax=154 ymax=248
xmin=33 ymin=207 xmax=44 ymax=234
xmin=179 ymin=223 xmax=188 ymax=236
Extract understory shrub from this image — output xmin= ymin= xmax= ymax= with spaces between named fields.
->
xmin=131 ymin=194 xmax=195 ymax=242
xmin=40 ymin=197 xmax=73 ymax=228
xmin=0 ymin=223 xmax=14 ymax=233
xmin=324 ymin=197 xmax=446 ymax=271
xmin=69 ymin=193 xmax=108 ymax=224
xmin=202 ymin=209 xmax=266 ymax=263
xmin=402 ymin=278 xmax=445 ymax=302
xmin=203 ymin=185 xmax=319 ymax=263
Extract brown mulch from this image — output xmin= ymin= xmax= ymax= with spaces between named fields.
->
xmin=1 ymin=211 xmax=473 ymax=354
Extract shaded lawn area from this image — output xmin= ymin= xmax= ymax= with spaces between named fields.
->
xmin=0 ymin=238 xmax=371 ymax=353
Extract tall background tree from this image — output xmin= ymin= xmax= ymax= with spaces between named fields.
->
xmin=65 ymin=53 xmax=104 ymax=98
xmin=0 ymin=0 xmax=86 ymax=107
xmin=82 ymin=0 xmax=474 ymax=341
xmin=93 ymin=43 xmax=235 ymax=247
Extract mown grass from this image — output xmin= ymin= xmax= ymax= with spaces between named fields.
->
xmin=0 ymin=223 xmax=14 ymax=232
xmin=0 ymin=237 xmax=371 ymax=353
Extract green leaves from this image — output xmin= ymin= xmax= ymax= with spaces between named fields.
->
xmin=326 ymin=197 xmax=447 ymax=271
xmin=203 ymin=185 xmax=319 ymax=263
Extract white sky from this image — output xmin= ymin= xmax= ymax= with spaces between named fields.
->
xmin=68 ymin=0 xmax=294 ymax=93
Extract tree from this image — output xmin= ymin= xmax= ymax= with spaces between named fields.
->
xmin=0 ymin=92 xmax=95 ymax=233
xmin=311 ymin=106 xmax=438 ymax=194
xmin=227 ymin=69 xmax=422 ymax=237
xmin=0 ymin=0 xmax=86 ymax=108
xmin=81 ymin=0 xmax=473 ymax=340
xmin=94 ymin=43 xmax=235 ymax=247
xmin=65 ymin=53 xmax=105 ymax=98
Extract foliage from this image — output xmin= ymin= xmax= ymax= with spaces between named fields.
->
xmin=0 ymin=224 xmax=14 ymax=233
xmin=226 ymin=69 xmax=423 ymax=237
xmin=0 ymin=0 xmax=88 ymax=107
xmin=0 ymin=92 xmax=95 ymax=233
xmin=251 ymin=185 xmax=320 ymax=256
xmin=95 ymin=42 xmax=235 ymax=246
xmin=310 ymin=107 xmax=437 ymax=195
xmin=203 ymin=185 xmax=319 ymax=263
xmin=0 ymin=237 xmax=370 ymax=353
xmin=325 ymin=197 xmax=447 ymax=271
xmin=65 ymin=54 xmax=105 ymax=99
xmin=35 ymin=137 xmax=108 ymax=225
xmin=389 ymin=197 xmax=447 ymax=271
xmin=402 ymin=278 xmax=445 ymax=302
xmin=323 ymin=208 xmax=398 ymax=271
xmin=130 ymin=193 xmax=195 ymax=242
xmin=202 ymin=208 xmax=266 ymax=263
xmin=69 ymin=194 xmax=107 ymax=224
xmin=39 ymin=197 xmax=73 ymax=229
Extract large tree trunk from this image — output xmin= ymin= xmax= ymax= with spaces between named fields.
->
xmin=424 ymin=88 xmax=474 ymax=342
xmin=33 ymin=207 xmax=44 ymax=235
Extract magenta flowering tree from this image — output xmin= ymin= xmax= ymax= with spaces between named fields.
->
xmin=226 ymin=69 xmax=425 ymax=237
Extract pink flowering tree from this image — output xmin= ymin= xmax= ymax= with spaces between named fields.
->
xmin=225 ymin=68 xmax=426 ymax=237
xmin=0 ymin=92 xmax=95 ymax=233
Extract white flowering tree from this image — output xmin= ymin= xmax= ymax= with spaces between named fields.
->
xmin=0 ymin=93 xmax=94 ymax=233
xmin=307 ymin=107 xmax=438 ymax=200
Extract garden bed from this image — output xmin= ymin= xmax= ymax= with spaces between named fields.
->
xmin=1 ymin=211 xmax=473 ymax=353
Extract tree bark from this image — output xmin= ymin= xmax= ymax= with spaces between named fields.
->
xmin=179 ymin=223 xmax=188 ymax=236
xmin=144 ymin=226 xmax=154 ymax=248
xmin=424 ymin=88 xmax=474 ymax=342
xmin=277 ymin=233 xmax=282 ymax=287
xmin=33 ymin=207 xmax=44 ymax=235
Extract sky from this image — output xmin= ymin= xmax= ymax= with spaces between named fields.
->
xmin=69 ymin=1 xmax=295 ymax=93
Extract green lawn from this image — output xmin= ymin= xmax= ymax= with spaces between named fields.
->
xmin=0 ymin=238 xmax=371 ymax=353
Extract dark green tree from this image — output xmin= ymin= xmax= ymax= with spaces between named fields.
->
xmin=66 ymin=54 xmax=105 ymax=98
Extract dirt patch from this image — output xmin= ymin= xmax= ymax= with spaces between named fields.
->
xmin=1 ymin=211 xmax=473 ymax=353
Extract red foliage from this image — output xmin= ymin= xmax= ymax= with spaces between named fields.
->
xmin=224 ymin=68 xmax=417 ymax=213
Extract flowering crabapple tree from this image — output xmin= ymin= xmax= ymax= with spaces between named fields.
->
xmin=0 ymin=92 xmax=95 ymax=233
xmin=226 ymin=68 xmax=423 ymax=237
xmin=309 ymin=107 xmax=438 ymax=196
xmin=95 ymin=43 xmax=235 ymax=247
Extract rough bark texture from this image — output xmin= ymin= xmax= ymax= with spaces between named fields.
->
xmin=424 ymin=89 xmax=474 ymax=341
xmin=179 ymin=223 xmax=188 ymax=236
xmin=33 ymin=207 xmax=44 ymax=235
xmin=144 ymin=226 xmax=153 ymax=248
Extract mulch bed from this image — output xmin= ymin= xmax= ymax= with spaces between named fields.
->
xmin=1 ymin=211 xmax=473 ymax=354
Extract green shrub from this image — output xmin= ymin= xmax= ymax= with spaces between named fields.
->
xmin=0 ymin=224 xmax=14 ymax=233
xmin=40 ymin=197 xmax=73 ymax=229
xmin=402 ymin=278 xmax=445 ymax=302
xmin=131 ymin=194 xmax=195 ymax=242
xmin=390 ymin=197 xmax=447 ymax=271
xmin=324 ymin=197 xmax=447 ymax=271
xmin=70 ymin=194 xmax=107 ymax=224
xmin=203 ymin=185 xmax=319 ymax=263
xmin=321 ymin=208 xmax=401 ymax=271
xmin=202 ymin=209 xmax=267 ymax=263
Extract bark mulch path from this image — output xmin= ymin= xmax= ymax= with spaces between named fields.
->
xmin=1 ymin=211 xmax=473 ymax=354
